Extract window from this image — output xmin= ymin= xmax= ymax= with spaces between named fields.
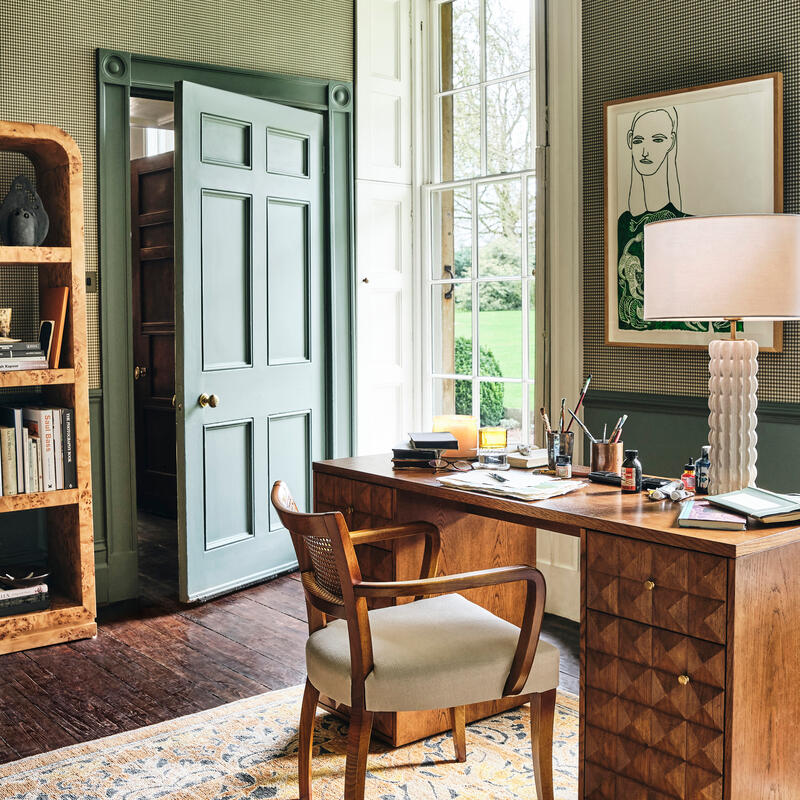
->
xmin=424 ymin=0 xmax=543 ymax=446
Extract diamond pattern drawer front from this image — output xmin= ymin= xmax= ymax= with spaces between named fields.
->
xmin=586 ymin=531 xmax=728 ymax=643
xmin=584 ymin=610 xmax=724 ymax=800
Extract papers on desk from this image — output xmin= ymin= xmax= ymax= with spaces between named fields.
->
xmin=437 ymin=470 xmax=587 ymax=501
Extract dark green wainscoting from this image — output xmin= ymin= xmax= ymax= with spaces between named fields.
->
xmin=584 ymin=391 xmax=800 ymax=494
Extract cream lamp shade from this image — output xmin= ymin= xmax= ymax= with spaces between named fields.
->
xmin=643 ymin=213 xmax=800 ymax=494
xmin=643 ymin=214 xmax=800 ymax=322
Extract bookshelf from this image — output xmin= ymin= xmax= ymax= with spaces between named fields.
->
xmin=0 ymin=121 xmax=96 ymax=654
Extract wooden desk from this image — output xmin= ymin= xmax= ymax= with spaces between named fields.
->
xmin=314 ymin=455 xmax=800 ymax=800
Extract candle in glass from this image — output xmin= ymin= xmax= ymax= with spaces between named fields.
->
xmin=432 ymin=414 xmax=478 ymax=458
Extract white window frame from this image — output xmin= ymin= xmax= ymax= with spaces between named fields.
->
xmin=414 ymin=0 xmax=548 ymax=445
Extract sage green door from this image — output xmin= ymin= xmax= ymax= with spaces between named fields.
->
xmin=175 ymin=81 xmax=325 ymax=602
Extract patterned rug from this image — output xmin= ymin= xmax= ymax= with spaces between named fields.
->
xmin=0 ymin=685 xmax=578 ymax=799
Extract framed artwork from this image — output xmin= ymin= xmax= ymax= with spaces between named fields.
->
xmin=604 ymin=73 xmax=783 ymax=351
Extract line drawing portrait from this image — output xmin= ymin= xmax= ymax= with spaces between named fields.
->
xmin=616 ymin=107 xmax=706 ymax=332
xmin=604 ymin=74 xmax=782 ymax=350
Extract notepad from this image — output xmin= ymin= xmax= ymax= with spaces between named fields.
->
xmin=706 ymin=487 xmax=800 ymax=524
xmin=437 ymin=470 xmax=585 ymax=502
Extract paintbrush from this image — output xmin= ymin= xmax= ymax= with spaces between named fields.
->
xmin=566 ymin=374 xmax=592 ymax=432
xmin=568 ymin=408 xmax=597 ymax=443
xmin=612 ymin=414 xmax=628 ymax=443
xmin=540 ymin=407 xmax=552 ymax=434
xmin=559 ymin=398 xmax=566 ymax=434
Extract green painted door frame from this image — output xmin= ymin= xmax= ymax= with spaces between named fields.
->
xmin=96 ymin=49 xmax=355 ymax=603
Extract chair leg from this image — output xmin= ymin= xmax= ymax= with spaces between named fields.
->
xmin=530 ymin=689 xmax=556 ymax=800
xmin=449 ymin=705 xmax=467 ymax=762
xmin=299 ymin=679 xmax=320 ymax=800
xmin=344 ymin=705 xmax=374 ymax=800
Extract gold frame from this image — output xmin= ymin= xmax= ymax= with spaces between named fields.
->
xmin=603 ymin=72 xmax=784 ymax=352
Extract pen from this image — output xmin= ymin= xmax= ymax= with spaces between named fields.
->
xmin=568 ymin=408 xmax=597 ymax=443
xmin=488 ymin=472 xmax=509 ymax=483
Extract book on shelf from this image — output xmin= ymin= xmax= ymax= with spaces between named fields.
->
xmin=0 ymin=582 xmax=50 ymax=617
xmin=0 ymin=426 xmax=16 ymax=496
xmin=0 ymin=341 xmax=45 ymax=357
xmin=677 ymin=499 xmax=748 ymax=530
xmin=40 ymin=286 xmax=69 ymax=369
xmin=0 ymin=356 xmax=49 ymax=371
xmin=0 ymin=404 xmax=76 ymax=495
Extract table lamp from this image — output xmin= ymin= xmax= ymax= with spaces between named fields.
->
xmin=643 ymin=214 xmax=800 ymax=494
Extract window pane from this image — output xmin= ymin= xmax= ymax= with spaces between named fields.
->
xmin=486 ymin=0 xmax=530 ymax=81
xmin=431 ymin=186 xmax=472 ymax=280
xmin=527 ymin=175 xmax=536 ymax=276
xmin=439 ymin=0 xmax=480 ymax=91
xmin=528 ymin=276 xmax=536 ymax=380
xmin=478 ymin=280 xmax=521 ymax=379
xmin=434 ymin=377 xmax=473 ymax=417
xmin=487 ymin=76 xmax=531 ymax=174
xmin=432 ymin=283 xmax=472 ymax=376
xmin=478 ymin=180 xmax=521 ymax=277
xmin=440 ymin=88 xmax=481 ymax=181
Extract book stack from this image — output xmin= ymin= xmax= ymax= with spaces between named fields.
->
xmin=0 ymin=405 xmax=77 ymax=495
xmin=392 ymin=432 xmax=460 ymax=470
xmin=0 ymin=341 xmax=48 ymax=371
xmin=0 ymin=572 xmax=49 ymax=618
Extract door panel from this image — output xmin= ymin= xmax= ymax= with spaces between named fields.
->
xmin=176 ymin=81 xmax=325 ymax=601
xmin=267 ymin=199 xmax=310 ymax=364
xmin=131 ymin=152 xmax=177 ymax=518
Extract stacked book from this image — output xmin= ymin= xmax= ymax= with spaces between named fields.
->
xmin=0 ymin=572 xmax=49 ymax=617
xmin=392 ymin=432 xmax=459 ymax=470
xmin=0 ymin=405 xmax=77 ymax=496
xmin=0 ymin=341 xmax=48 ymax=371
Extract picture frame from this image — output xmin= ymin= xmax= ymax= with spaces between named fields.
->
xmin=604 ymin=73 xmax=783 ymax=351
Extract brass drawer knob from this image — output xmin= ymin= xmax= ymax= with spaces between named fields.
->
xmin=644 ymin=579 xmax=655 ymax=591
xmin=678 ymin=674 xmax=690 ymax=686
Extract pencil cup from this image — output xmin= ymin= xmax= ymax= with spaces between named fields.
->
xmin=547 ymin=431 xmax=574 ymax=470
xmin=591 ymin=441 xmax=624 ymax=474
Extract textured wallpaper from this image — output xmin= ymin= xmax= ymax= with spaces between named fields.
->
xmin=582 ymin=0 xmax=800 ymax=402
xmin=0 ymin=0 xmax=353 ymax=389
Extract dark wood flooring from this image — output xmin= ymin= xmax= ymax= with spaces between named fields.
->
xmin=0 ymin=512 xmax=578 ymax=766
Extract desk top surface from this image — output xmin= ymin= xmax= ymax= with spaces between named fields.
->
xmin=314 ymin=455 xmax=800 ymax=558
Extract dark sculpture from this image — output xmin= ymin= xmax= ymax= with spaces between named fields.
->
xmin=0 ymin=175 xmax=49 ymax=246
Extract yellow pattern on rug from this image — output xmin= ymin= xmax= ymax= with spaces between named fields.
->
xmin=0 ymin=685 xmax=578 ymax=799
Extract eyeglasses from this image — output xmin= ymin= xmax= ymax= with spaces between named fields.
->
xmin=428 ymin=458 xmax=474 ymax=472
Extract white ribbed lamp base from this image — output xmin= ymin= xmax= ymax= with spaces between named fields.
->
xmin=707 ymin=338 xmax=758 ymax=495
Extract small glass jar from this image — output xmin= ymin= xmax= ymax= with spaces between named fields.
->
xmin=555 ymin=454 xmax=572 ymax=479
xmin=475 ymin=448 xmax=511 ymax=470
xmin=621 ymin=449 xmax=642 ymax=492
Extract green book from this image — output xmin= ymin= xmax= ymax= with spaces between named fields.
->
xmin=706 ymin=487 xmax=800 ymax=524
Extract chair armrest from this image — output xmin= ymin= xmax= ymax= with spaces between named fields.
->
xmin=349 ymin=522 xmax=441 ymax=593
xmin=353 ymin=564 xmax=546 ymax=698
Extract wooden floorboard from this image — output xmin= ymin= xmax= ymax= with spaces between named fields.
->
xmin=0 ymin=511 xmax=579 ymax=765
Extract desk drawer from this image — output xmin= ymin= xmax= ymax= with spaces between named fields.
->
xmin=314 ymin=473 xmax=395 ymax=538
xmin=586 ymin=531 xmax=727 ymax=644
xmin=585 ymin=610 xmax=725 ymax=800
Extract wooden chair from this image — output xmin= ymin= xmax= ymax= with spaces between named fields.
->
xmin=271 ymin=480 xmax=559 ymax=800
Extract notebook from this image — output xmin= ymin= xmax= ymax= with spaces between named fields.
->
xmin=706 ymin=487 xmax=800 ymax=524
xmin=677 ymin=499 xmax=747 ymax=530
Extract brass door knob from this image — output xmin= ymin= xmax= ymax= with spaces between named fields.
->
xmin=134 ymin=365 xmax=148 ymax=381
xmin=678 ymin=674 xmax=690 ymax=686
xmin=644 ymin=579 xmax=655 ymax=591
xmin=198 ymin=393 xmax=220 ymax=408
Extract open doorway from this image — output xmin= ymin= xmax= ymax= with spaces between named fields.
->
xmin=129 ymin=95 xmax=178 ymax=590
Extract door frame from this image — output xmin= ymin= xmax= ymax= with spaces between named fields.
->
xmin=96 ymin=49 xmax=356 ymax=602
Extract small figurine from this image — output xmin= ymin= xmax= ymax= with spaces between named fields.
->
xmin=0 ymin=175 xmax=49 ymax=246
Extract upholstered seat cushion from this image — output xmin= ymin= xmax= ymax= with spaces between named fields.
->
xmin=305 ymin=593 xmax=560 ymax=712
